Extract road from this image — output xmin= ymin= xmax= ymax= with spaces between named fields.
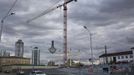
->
xmin=0 ymin=67 xmax=133 ymax=75
xmin=0 ymin=73 xmax=16 ymax=75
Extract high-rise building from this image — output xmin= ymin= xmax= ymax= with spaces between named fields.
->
xmin=3 ymin=50 xmax=10 ymax=56
xmin=0 ymin=50 xmax=3 ymax=56
xmin=15 ymin=39 xmax=24 ymax=57
xmin=32 ymin=47 xmax=40 ymax=65
xmin=0 ymin=50 xmax=10 ymax=56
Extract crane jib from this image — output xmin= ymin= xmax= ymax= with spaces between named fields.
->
xmin=27 ymin=0 xmax=77 ymax=23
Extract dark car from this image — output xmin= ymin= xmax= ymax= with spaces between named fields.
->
xmin=4 ymin=70 xmax=10 ymax=73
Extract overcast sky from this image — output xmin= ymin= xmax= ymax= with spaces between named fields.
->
xmin=0 ymin=0 xmax=134 ymax=64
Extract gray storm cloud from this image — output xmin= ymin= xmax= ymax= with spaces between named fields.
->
xmin=0 ymin=0 xmax=134 ymax=64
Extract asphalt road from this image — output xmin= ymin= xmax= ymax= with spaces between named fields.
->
xmin=0 ymin=67 xmax=133 ymax=75
xmin=0 ymin=73 xmax=16 ymax=75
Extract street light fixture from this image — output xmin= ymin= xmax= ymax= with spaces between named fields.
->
xmin=0 ymin=12 xmax=15 ymax=42
xmin=48 ymin=40 xmax=57 ymax=54
xmin=83 ymin=26 xmax=93 ymax=65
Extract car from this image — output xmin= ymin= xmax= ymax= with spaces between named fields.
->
xmin=30 ymin=70 xmax=46 ymax=75
xmin=4 ymin=70 xmax=10 ymax=73
xmin=17 ymin=71 xmax=25 ymax=75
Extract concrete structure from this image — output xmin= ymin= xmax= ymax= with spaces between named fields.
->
xmin=99 ymin=50 xmax=133 ymax=64
xmin=32 ymin=47 xmax=40 ymax=65
xmin=15 ymin=39 xmax=24 ymax=57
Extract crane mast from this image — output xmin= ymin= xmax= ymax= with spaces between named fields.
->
xmin=63 ymin=0 xmax=68 ymax=64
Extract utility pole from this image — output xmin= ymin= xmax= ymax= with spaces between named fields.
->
xmin=90 ymin=32 xmax=93 ymax=65
xmin=105 ymin=45 xmax=108 ymax=64
xmin=0 ymin=0 xmax=17 ymax=42
xmin=69 ymin=48 xmax=72 ymax=67
xmin=83 ymin=26 xmax=93 ymax=65
xmin=0 ymin=13 xmax=15 ymax=42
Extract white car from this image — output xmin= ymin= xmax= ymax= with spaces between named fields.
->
xmin=30 ymin=70 xmax=47 ymax=75
xmin=17 ymin=71 xmax=25 ymax=75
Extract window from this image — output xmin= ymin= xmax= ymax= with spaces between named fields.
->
xmin=130 ymin=55 xmax=133 ymax=58
xmin=121 ymin=56 xmax=124 ymax=59
xmin=118 ymin=56 xmax=120 ymax=59
xmin=126 ymin=55 xmax=128 ymax=58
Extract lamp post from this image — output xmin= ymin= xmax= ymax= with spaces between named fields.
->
xmin=0 ymin=12 xmax=15 ymax=42
xmin=48 ymin=40 xmax=57 ymax=66
xmin=83 ymin=26 xmax=93 ymax=65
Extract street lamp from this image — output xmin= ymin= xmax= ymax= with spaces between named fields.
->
xmin=0 ymin=12 xmax=15 ymax=42
xmin=83 ymin=26 xmax=93 ymax=65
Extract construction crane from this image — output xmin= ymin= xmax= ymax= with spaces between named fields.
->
xmin=27 ymin=0 xmax=77 ymax=64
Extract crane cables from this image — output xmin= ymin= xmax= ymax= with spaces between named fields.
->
xmin=26 ymin=0 xmax=63 ymax=23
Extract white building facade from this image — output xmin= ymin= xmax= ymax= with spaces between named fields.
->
xmin=132 ymin=47 xmax=134 ymax=62
xmin=99 ymin=50 xmax=134 ymax=64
